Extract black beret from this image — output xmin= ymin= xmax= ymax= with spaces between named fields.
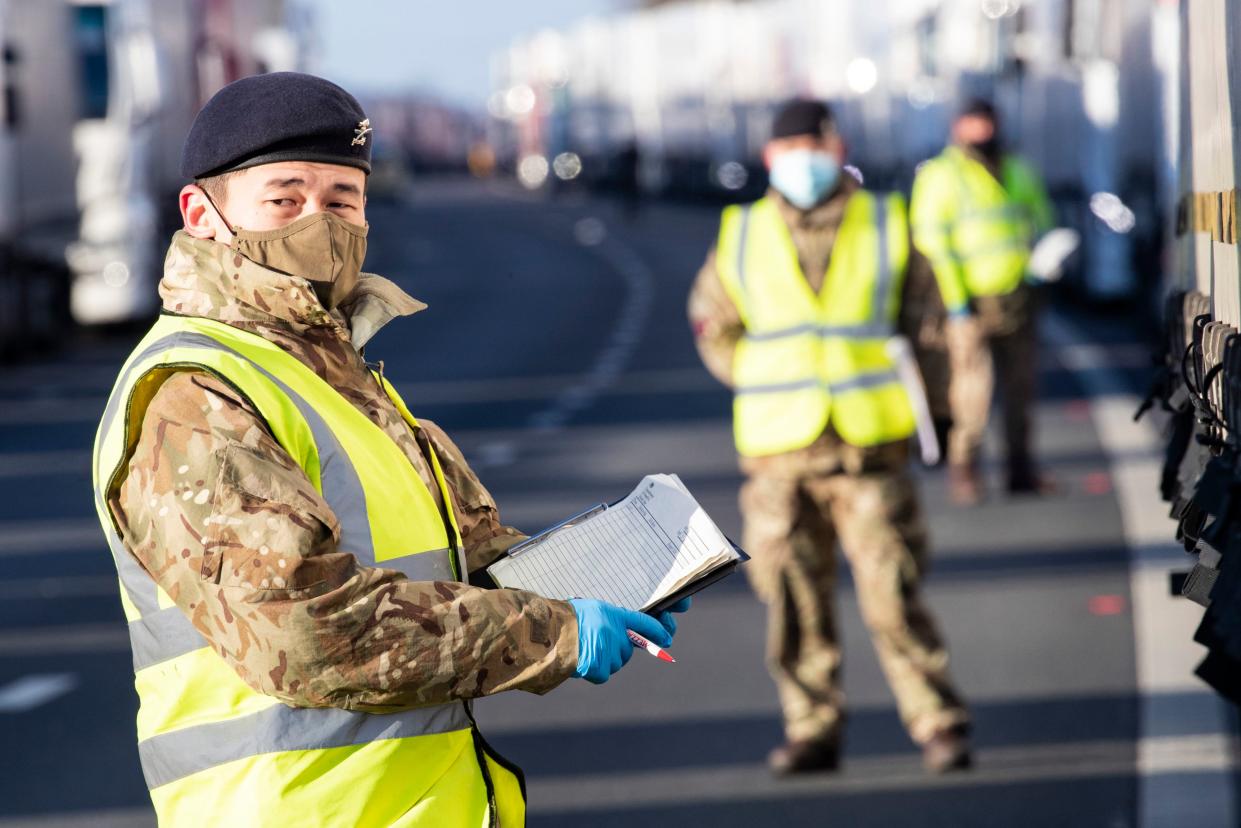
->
xmin=771 ymin=99 xmax=836 ymax=141
xmin=181 ymin=72 xmax=372 ymax=179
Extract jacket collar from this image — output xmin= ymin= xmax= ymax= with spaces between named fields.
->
xmin=159 ymin=231 xmax=425 ymax=350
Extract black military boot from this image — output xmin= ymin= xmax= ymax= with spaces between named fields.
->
xmin=768 ymin=735 xmax=841 ymax=776
xmin=1007 ymin=454 xmax=1056 ymax=495
xmin=922 ymin=725 xmax=973 ymax=774
xmin=948 ymin=462 xmax=984 ymax=506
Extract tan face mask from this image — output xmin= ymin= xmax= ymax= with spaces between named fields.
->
xmin=208 ymin=197 xmax=369 ymax=311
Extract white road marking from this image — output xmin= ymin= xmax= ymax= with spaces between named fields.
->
xmin=0 ymin=808 xmax=154 ymax=828
xmin=0 ymin=624 xmax=129 ymax=657
xmin=0 ymin=450 xmax=91 ymax=477
xmin=0 ymin=401 xmax=108 ymax=425
xmin=471 ymin=440 xmax=518 ymax=469
xmin=0 ymin=575 xmax=118 ymax=600
xmin=0 ymin=520 xmax=103 ymax=556
xmin=0 ymin=673 xmax=78 ymax=713
xmin=526 ymin=215 xmax=656 ymax=435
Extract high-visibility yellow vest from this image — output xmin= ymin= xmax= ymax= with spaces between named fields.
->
xmin=910 ymin=146 xmax=1052 ymax=309
xmin=716 ymin=191 xmax=917 ymax=457
xmin=92 ymin=313 xmax=525 ymax=828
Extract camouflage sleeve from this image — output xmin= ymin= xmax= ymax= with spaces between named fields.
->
xmin=112 ymin=371 xmax=578 ymax=711
xmin=688 ymin=245 xmax=745 ymax=388
xmin=416 ymin=418 xmax=527 ymax=574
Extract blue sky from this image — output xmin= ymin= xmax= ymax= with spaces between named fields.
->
xmin=303 ymin=0 xmax=617 ymax=107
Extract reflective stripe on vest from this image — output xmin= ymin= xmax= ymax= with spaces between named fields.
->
xmin=913 ymin=147 xmax=1034 ymax=297
xmin=716 ymin=191 xmax=917 ymax=456
xmin=92 ymin=314 xmax=522 ymax=827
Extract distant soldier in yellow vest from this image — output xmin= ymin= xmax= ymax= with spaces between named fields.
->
xmin=688 ymin=99 xmax=971 ymax=776
xmin=92 ymin=73 xmax=685 ymax=827
xmin=911 ymin=99 xmax=1055 ymax=504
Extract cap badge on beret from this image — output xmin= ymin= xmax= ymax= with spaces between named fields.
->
xmin=352 ymin=118 xmax=372 ymax=147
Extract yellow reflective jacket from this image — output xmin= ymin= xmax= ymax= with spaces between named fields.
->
xmin=93 ymin=313 xmax=524 ymax=827
xmin=910 ymin=146 xmax=1053 ymax=311
xmin=715 ymin=191 xmax=917 ymax=457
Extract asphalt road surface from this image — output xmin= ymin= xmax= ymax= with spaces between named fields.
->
xmin=0 ymin=179 xmax=1235 ymax=827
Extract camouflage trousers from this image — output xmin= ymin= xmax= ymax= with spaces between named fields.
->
xmin=741 ymin=467 xmax=969 ymax=745
xmin=946 ymin=292 xmax=1039 ymax=469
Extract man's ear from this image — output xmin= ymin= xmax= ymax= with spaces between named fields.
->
xmin=829 ymin=133 xmax=847 ymax=163
xmin=180 ymin=185 xmax=218 ymax=239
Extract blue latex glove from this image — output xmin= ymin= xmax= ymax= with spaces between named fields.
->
xmin=655 ymin=596 xmax=692 ymax=639
xmin=570 ymin=599 xmax=673 ymax=684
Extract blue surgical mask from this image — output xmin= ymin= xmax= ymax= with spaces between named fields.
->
xmin=768 ymin=149 xmax=841 ymax=209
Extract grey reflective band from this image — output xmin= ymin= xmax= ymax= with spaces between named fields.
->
xmin=130 ymin=607 xmax=209 ymax=672
xmin=823 ymin=322 xmax=892 ymax=338
xmin=380 ymin=547 xmax=456 ymax=581
xmin=829 ymin=369 xmax=902 ymax=394
xmin=108 ymin=529 xmax=160 ymax=617
xmin=743 ymin=323 xmax=818 ymax=342
xmin=138 ymin=696 xmax=472 ymax=789
xmin=872 ymin=197 xmax=891 ymax=324
xmin=743 ymin=321 xmax=893 ymax=344
xmin=736 ymin=369 xmax=901 ymax=396
xmin=735 ymin=378 xmax=820 ymax=396
xmin=94 ymin=331 xmax=211 ymax=615
xmin=736 ymin=206 xmax=752 ymax=291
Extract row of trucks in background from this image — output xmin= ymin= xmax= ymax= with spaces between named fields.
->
xmin=0 ymin=0 xmax=308 ymax=357
xmin=0 ymin=0 xmax=1182 ymax=356
xmin=490 ymin=0 xmax=1180 ymax=306
xmin=0 ymin=0 xmax=488 ymax=356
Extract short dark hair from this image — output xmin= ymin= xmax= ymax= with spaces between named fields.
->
xmin=771 ymin=99 xmax=836 ymax=141
xmin=195 ymin=170 xmax=241 ymax=205
xmin=957 ymin=98 xmax=998 ymax=124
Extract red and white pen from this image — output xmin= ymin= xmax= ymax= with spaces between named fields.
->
xmin=627 ymin=629 xmax=676 ymax=663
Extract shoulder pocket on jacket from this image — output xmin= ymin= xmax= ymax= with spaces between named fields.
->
xmin=200 ymin=443 xmax=339 ymax=597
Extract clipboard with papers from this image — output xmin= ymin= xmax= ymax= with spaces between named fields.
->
xmin=486 ymin=474 xmax=748 ymax=614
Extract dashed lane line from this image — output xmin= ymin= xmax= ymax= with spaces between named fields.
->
xmin=0 ymin=520 xmax=102 ymax=555
xmin=0 ymin=623 xmax=128 ymax=657
xmin=525 ymin=216 xmax=655 ymax=435
xmin=0 ymin=673 xmax=78 ymax=713
xmin=0 ymin=575 xmax=117 ymax=600
xmin=0 ymin=809 xmax=153 ymax=828
xmin=0 ymin=450 xmax=91 ymax=478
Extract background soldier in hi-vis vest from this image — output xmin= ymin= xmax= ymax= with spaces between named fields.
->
xmin=688 ymin=100 xmax=971 ymax=776
xmin=911 ymin=99 xmax=1056 ymax=505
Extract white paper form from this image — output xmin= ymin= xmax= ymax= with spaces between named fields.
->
xmin=487 ymin=474 xmax=738 ymax=610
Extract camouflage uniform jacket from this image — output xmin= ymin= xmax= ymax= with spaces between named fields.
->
xmin=688 ymin=184 xmax=944 ymax=477
xmin=110 ymin=231 xmax=577 ymax=711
